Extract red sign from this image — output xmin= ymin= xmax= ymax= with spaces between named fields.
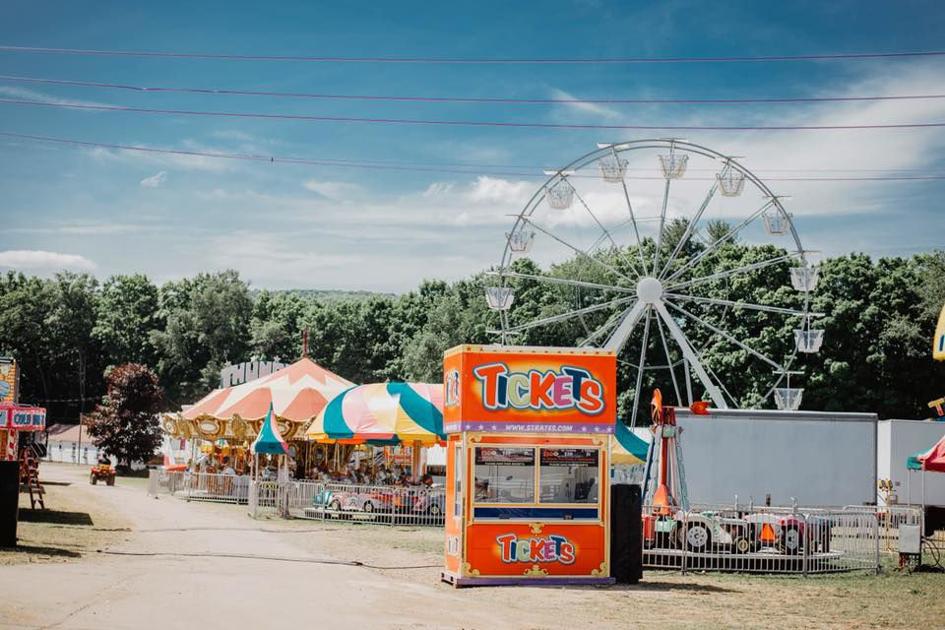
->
xmin=0 ymin=403 xmax=46 ymax=432
xmin=443 ymin=345 xmax=616 ymax=434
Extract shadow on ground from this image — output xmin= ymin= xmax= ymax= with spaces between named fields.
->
xmin=0 ymin=544 xmax=82 ymax=559
xmin=622 ymin=580 xmax=737 ymax=594
xmin=18 ymin=510 xmax=94 ymax=526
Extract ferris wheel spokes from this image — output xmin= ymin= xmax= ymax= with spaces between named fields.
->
xmin=500 ymin=296 xmax=637 ymax=336
xmin=521 ymin=218 xmax=638 ymax=285
xmin=652 ymin=301 xmax=729 ymax=409
xmin=654 ymin=314 xmax=683 ymax=406
xmin=603 ymin=300 xmax=647 ymax=353
xmin=665 ymin=293 xmax=818 ymax=318
xmin=666 ymin=301 xmax=786 ymax=371
xmin=579 ymin=305 xmax=633 ymax=347
xmin=628 ymin=307 xmax=654 ymax=429
xmin=658 ymin=181 xmax=720 ymax=282
xmin=666 ymin=252 xmax=802 ymax=292
xmin=488 ymin=270 xmax=636 ymax=294
xmin=570 ymin=187 xmax=620 ymax=250
xmin=663 ymin=198 xmax=777 ymax=285
xmin=617 ymin=177 xmax=650 ymax=276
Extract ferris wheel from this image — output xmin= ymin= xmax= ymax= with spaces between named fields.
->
xmin=488 ymin=139 xmax=824 ymax=427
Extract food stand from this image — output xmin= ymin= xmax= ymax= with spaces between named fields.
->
xmin=441 ymin=345 xmax=617 ymax=587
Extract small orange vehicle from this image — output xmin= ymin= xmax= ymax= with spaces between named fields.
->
xmin=90 ymin=462 xmax=116 ymax=486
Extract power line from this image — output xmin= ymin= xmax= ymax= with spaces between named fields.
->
xmin=2 ymin=74 xmax=943 ymax=106
xmin=1 ymin=45 xmax=944 ymax=64
xmin=4 ymin=131 xmax=945 ymax=182
xmin=2 ymin=98 xmax=944 ymax=131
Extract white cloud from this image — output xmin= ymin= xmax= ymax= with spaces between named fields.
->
xmin=0 ymin=86 xmax=109 ymax=108
xmin=302 ymin=179 xmax=361 ymax=199
xmin=7 ymin=223 xmax=154 ymax=236
xmin=140 ymin=171 xmax=168 ymax=188
xmin=87 ymin=139 xmax=233 ymax=173
xmin=466 ymin=176 xmax=533 ymax=203
xmin=549 ymin=87 xmax=620 ymax=120
xmin=0 ymin=250 xmax=96 ymax=272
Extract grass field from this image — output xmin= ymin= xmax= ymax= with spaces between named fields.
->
xmin=0 ymin=472 xmax=133 ymax=566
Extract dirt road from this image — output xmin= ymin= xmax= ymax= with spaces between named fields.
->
xmin=4 ymin=464 xmax=945 ymax=630
xmin=0 ymin=465 xmax=608 ymax=629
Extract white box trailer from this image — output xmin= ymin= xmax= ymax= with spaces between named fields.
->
xmin=666 ymin=408 xmax=878 ymax=507
xmin=877 ymin=419 xmax=945 ymax=507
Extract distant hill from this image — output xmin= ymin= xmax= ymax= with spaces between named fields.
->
xmin=252 ymin=288 xmax=396 ymax=302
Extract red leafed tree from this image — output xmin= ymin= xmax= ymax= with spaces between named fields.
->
xmin=85 ymin=363 xmax=164 ymax=470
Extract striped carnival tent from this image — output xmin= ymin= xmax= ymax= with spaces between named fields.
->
xmin=611 ymin=421 xmax=649 ymax=465
xmin=305 ymin=382 xmax=444 ymax=445
xmin=164 ymin=357 xmax=354 ymax=442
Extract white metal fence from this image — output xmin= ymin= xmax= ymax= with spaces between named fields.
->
xmin=285 ymin=481 xmax=446 ymax=527
xmin=150 ymin=470 xmax=251 ymax=504
xmin=642 ymin=504 xmax=881 ymax=574
xmin=147 ymin=471 xmax=445 ymax=526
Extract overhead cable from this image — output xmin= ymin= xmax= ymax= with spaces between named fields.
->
xmin=1 ymin=74 xmax=942 ymax=106
xmin=1 ymin=45 xmax=944 ymax=64
xmin=4 ymin=131 xmax=945 ymax=182
xmin=2 ymin=98 xmax=943 ymax=131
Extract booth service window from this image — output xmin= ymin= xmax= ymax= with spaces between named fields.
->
xmin=474 ymin=447 xmax=535 ymax=503
xmin=539 ymin=448 xmax=599 ymax=504
xmin=473 ymin=446 xmax=599 ymax=505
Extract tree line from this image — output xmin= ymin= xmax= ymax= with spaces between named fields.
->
xmin=0 ymin=240 xmax=943 ymax=424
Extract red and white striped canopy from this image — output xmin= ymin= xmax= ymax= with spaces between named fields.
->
xmin=183 ymin=358 xmax=354 ymax=423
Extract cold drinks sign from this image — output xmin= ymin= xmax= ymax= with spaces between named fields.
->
xmin=443 ymin=345 xmax=617 ymax=434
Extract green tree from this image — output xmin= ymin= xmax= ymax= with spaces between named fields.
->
xmin=151 ymin=270 xmax=252 ymax=403
xmin=93 ymin=274 xmax=161 ymax=366
xmin=85 ymin=363 xmax=164 ymax=470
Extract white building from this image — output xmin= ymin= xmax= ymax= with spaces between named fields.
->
xmin=45 ymin=424 xmax=104 ymax=464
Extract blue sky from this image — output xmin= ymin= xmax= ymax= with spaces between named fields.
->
xmin=0 ymin=1 xmax=943 ymax=291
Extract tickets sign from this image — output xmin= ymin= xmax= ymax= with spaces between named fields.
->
xmin=443 ymin=345 xmax=616 ymax=434
xmin=463 ymin=521 xmax=606 ymax=578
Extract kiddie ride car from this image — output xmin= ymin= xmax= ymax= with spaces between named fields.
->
xmin=89 ymin=463 xmax=116 ymax=486
xmin=412 ymin=487 xmax=445 ymax=519
xmin=318 ymin=487 xmax=401 ymax=515
xmin=643 ymin=509 xmax=831 ymax=555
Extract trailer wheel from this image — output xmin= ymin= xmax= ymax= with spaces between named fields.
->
xmin=733 ymin=536 xmax=752 ymax=554
xmin=362 ymin=500 xmax=374 ymax=513
xmin=780 ymin=526 xmax=801 ymax=555
xmin=680 ymin=523 xmax=711 ymax=551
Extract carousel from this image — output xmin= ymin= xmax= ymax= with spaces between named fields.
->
xmin=162 ymin=357 xmax=354 ymax=473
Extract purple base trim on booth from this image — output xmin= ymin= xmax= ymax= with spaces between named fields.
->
xmin=443 ymin=421 xmax=614 ymax=434
xmin=441 ymin=571 xmax=615 ymax=588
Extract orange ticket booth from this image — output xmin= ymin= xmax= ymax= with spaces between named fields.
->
xmin=441 ymin=345 xmax=617 ymax=587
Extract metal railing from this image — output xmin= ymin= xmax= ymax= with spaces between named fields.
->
xmin=147 ymin=471 xmax=446 ymax=525
xmin=149 ymin=470 xmax=251 ymax=504
xmin=642 ymin=503 xmax=880 ymax=574
xmin=285 ymin=481 xmax=446 ymax=527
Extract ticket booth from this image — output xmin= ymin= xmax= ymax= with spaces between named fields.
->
xmin=441 ymin=345 xmax=617 ymax=587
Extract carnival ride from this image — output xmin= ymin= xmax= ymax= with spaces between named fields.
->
xmin=490 ymin=139 xmax=823 ymax=426
xmin=640 ymin=389 xmax=835 ymax=560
